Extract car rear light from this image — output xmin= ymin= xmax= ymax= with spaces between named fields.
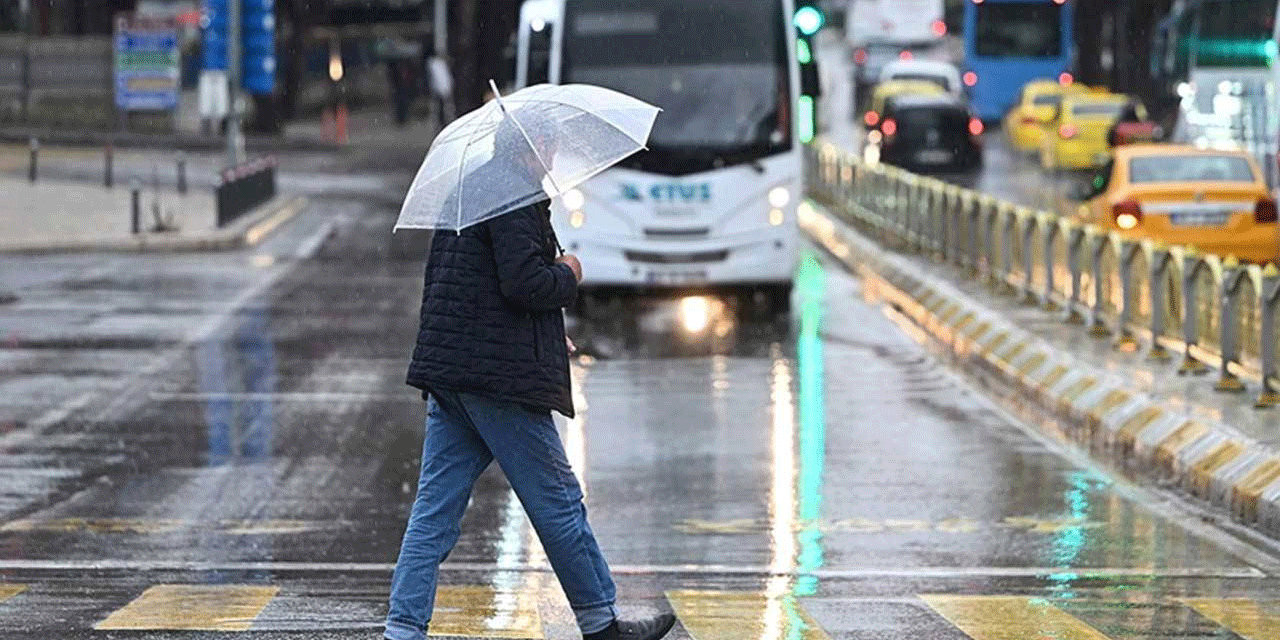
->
xmin=1020 ymin=116 xmax=1038 ymax=125
xmin=864 ymin=111 xmax=879 ymax=127
xmin=1256 ymin=198 xmax=1278 ymax=223
xmin=1113 ymin=200 xmax=1143 ymax=230
xmin=969 ymin=118 xmax=984 ymax=136
xmin=1058 ymin=124 xmax=1078 ymax=139
xmin=899 ymin=50 xmax=913 ymax=61
xmin=931 ymin=20 xmax=947 ymax=37
xmin=963 ymin=71 xmax=978 ymax=87
xmin=1059 ymin=72 xmax=1074 ymax=86
xmin=854 ymin=48 xmax=868 ymax=65
xmin=882 ymin=118 xmax=898 ymax=136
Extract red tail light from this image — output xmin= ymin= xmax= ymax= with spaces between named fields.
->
xmin=899 ymin=50 xmax=914 ymax=61
xmin=864 ymin=111 xmax=880 ymax=127
xmin=963 ymin=71 xmax=978 ymax=87
xmin=882 ymin=118 xmax=898 ymax=136
xmin=1058 ymin=124 xmax=1079 ymax=139
xmin=1059 ymin=72 xmax=1075 ymax=86
xmin=1256 ymin=198 xmax=1278 ymax=223
xmin=1113 ymin=200 xmax=1143 ymax=229
xmin=1020 ymin=116 xmax=1038 ymax=125
xmin=931 ymin=20 xmax=948 ymax=37
xmin=969 ymin=118 xmax=985 ymax=136
xmin=854 ymin=48 xmax=868 ymax=65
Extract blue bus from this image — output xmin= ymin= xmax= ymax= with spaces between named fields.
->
xmin=963 ymin=0 xmax=1074 ymax=121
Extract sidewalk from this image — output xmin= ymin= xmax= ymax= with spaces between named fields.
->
xmin=802 ymin=202 xmax=1280 ymax=539
xmin=0 ymin=174 xmax=306 ymax=253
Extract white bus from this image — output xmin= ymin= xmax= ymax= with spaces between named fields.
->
xmin=516 ymin=0 xmax=805 ymax=311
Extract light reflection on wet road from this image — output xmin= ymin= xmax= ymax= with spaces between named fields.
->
xmin=0 ymin=190 xmax=1278 ymax=637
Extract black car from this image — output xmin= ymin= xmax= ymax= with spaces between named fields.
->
xmin=878 ymin=95 xmax=984 ymax=173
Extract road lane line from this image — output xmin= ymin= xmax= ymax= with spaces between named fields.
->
xmin=0 ymin=559 xmax=1263 ymax=578
xmin=429 ymin=585 xmax=543 ymax=638
xmin=95 ymin=584 xmax=279 ymax=631
xmin=920 ymin=595 xmax=1111 ymax=640
xmin=667 ymin=590 xmax=831 ymax=640
xmin=1181 ymin=598 xmax=1280 ymax=640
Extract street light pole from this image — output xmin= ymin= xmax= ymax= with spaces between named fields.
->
xmin=226 ymin=0 xmax=244 ymax=167
xmin=434 ymin=0 xmax=447 ymax=58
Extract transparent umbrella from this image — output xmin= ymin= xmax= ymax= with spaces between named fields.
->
xmin=394 ymin=82 xmax=660 ymax=232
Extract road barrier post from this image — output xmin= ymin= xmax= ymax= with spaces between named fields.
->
xmin=104 ymin=142 xmax=113 ymax=189
xmin=1116 ymin=239 xmax=1141 ymax=350
xmin=1066 ymin=226 xmax=1086 ymax=324
xmin=130 ymin=179 xmax=141 ymax=234
xmin=1215 ymin=256 xmax=1248 ymax=393
xmin=1258 ymin=264 xmax=1279 ymax=408
xmin=1148 ymin=245 xmax=1174 ymax=361
xmin=28 ymin=137 xmax=37 ymax=183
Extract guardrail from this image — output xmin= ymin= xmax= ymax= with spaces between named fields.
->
xmin=806 ymin=141 xmax=1280 ymax=409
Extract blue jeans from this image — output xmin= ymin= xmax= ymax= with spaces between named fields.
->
xmin=385 ymin=390 xmax=618 ymax=640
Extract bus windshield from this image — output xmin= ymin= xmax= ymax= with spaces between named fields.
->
xmin=562 ymin=0 xmax=792 ymax=171
xmin=974 ymin=3 xmax=1063 ymax=58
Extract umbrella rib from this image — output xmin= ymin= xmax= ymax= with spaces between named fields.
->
xmin=502 ymin=86 xmax=658 ymax=147
xmin=454 ymin=105 xmax=492 ymax=231
xmin=490 ymin=80 xmax=565 ymax=196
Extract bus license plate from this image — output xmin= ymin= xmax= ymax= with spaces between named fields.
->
xmin=1170 ymin=211 xmax=1229 ymax=227
xmin=916 ymin=150 xmax=953 ymax=164
xmin=646 ymin=270 xmax=708 ymax=285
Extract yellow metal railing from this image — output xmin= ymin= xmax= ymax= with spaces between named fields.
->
xmin=807 ymin=142 xmax=1280 ymax=409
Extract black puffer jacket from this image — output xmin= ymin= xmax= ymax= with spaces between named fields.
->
xmin=406 ymin=198 xmax=577 ymax=417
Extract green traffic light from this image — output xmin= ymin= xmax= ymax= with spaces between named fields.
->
xmin=794 ymin=6 xmax=824 ymax=36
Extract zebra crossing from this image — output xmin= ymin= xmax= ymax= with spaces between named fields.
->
xmin=0 ymin=580 xmax=1277 ymax=638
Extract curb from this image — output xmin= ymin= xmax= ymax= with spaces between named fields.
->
xmin=801 ymin=202 xmax=1280 ymax=538
xmin=0 ymin=195 xmax=310 ymax=255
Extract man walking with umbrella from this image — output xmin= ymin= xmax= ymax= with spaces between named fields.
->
xmin=385 ymin=85 xmax=674 ymax=640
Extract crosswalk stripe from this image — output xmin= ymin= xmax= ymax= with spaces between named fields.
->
xmin=0 ymin=585 xmax=23 ymax=602
xmin=1182 ymin=598 xmax=1280 ymax=640
xmin=94 ymin=584 xmax=279 ymax=631
xmin=920 ymin=595 xmax=1111 ymax=640
xmin=430 ymin=585 xmax=543 ymax=638
xmin=666 ymin=589 xmax=832 ymax=640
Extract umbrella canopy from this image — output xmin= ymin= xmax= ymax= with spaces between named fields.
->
xmin=394 ymin=83 xmax=660 ymax=231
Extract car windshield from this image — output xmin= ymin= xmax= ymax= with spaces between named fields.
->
xmin=891 ymin=73 xmax=951 ymax=92
xmin=1129 ymin=155 xmax=1257 ymax=183
xmin=1032 ymin=95 xmax=1063 ymax=107
xmin=1072 ymin=103 xmax=1126 ymax=118
xmin=562 ymin=0 xmax=789 ymax=153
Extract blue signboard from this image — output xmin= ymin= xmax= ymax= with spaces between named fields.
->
xmin=243 ymin=0 xmax=276 ymax=95
xmin=201 ymin=0 xmax=275 ymax=95
xmin=115 ymin=16 xmax=181 ymax=111
xmin=201 ymin=0 xmax=229 ymax=71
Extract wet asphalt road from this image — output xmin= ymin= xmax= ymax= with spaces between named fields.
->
xmin=3 ymin=156 xmax=1280 ymax=638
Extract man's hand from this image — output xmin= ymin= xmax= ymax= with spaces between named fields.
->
xmin=556 ymin=254 xmax=583 ymax=283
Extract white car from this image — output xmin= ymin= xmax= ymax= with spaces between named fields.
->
xmin=879 ymin=60 xmax=963 ymax=97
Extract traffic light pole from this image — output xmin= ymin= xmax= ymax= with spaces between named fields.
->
xmin=226 ymin=0 xmax=244 ymax=167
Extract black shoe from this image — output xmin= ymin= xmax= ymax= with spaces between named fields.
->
xmin=584 ymin=613 xmax=677 ymax=640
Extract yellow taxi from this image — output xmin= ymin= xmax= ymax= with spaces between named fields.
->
xmin=1077 ymin=145 xmax=1279 ymax=264
xmin=1003 ymin=79 xmax=1086 ymax=153
xmin=863 ymin=79 xmax=945 ymax=130
xmin=1040 ymin=94 xmax=1142 ymax=171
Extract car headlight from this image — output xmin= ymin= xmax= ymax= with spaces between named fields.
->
xmin=768 ymin=186 xmax=791 ymax=208
xmin=562 ymin=188 xmax=585 ymax=212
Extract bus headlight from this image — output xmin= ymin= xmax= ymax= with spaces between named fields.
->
xmin=569 ymin=210 xmax=585 ymax=228
xmin=563 ymin=188 xmax=586 ymax=211
xmin=768 ymin=186 xmax=790 ymax=208
xmin=769 ymin=208 xmax=785 ymax=226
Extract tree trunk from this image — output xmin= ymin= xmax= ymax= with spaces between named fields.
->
xmin=451 ymin=0 xmax=482 ymax=114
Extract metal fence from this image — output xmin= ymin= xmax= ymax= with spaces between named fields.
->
xmin=806 ymin=142 xmax=1280 ymax=410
